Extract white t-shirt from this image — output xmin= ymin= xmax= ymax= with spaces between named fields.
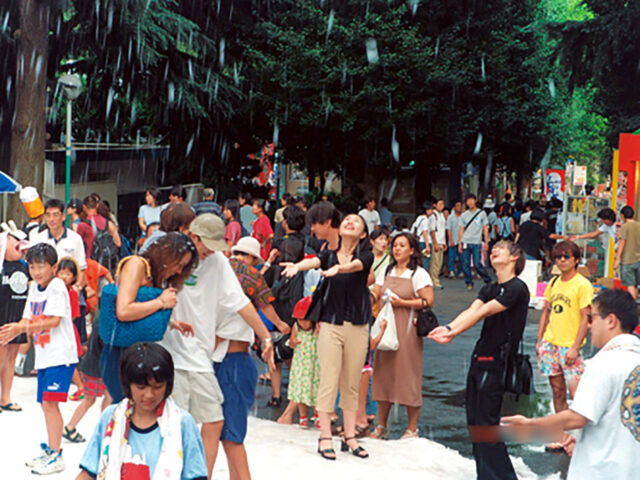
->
xmin=137 ymin=204 xmax=162 ymax=227
xmin=428 ymin=211 xmax=446 ymax=245
xmin=23 ymin=277 xmax=78 ymax=370
xmin=375 ymin=266 xmax=433 ymax=297
xmin=358 ymin=208 xmax=381 ymax=234
xmin=411 ymin=215 xmax=430 ymax=243
xmin=598 ymin=224 xmax=616 ymax=247
xmin=519 ymin=211 xmax=532 ymax=225
xmin=567 ymin=334 xmax=640 ymax=480
xmin=32 ymin=228 xmax=87 ymax=270
xmin=161 ymin=253 xmax=249 ymax=372
xmin=446 ymin=213 xmax=462 ymax=245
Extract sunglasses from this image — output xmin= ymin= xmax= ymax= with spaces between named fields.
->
xmin=553 ymin=254 xmax=572 ymax=261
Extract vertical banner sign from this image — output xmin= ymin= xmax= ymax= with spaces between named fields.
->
xmin=545 ymin=169 xmax=565 ymax=200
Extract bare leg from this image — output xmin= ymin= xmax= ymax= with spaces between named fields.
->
xmin=355 ymin=371 xmax=371 ymax=427
xmin=0 ymin=344 xmax=19 ymax=405
xmin=270 ymin=363 xmax=282 ymax=400
xmin=549 ymin=374 xmax=568 ymax=413
xmin=66 ymin=396 xmax=96 ymax=431
xmin=376 ymin=400 xmax=392 ymax=428
xmin=100 ymin=391 xmax=112 ymax=411
xmin=276 ymin=400 xmax=297 ymax=424
xmin=221 ymin=440 xmax=251 ymax=480
xmin=406 ymin=405 xmax=421 ymax=432
xmin=627 ymin=285 xmax=639 ymax=300
xmin=201 ymin=421 xmax=223 ymax=479
xmin=41 ymin=401 xmax=63 ymax=451
xmin=71 ymin=369 xmax=82 ymax=390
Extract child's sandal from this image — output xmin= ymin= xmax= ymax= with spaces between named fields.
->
xmin=62 ymin=426 xmax=86 ymax=443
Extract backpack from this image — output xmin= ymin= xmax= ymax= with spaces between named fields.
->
xmin=88 ymin=220 xmax=120 ymax=273
xmin=238 ymin=220 xmax=250 ymax=238
xmin=498 ymin=216 xmax=513 ymax=240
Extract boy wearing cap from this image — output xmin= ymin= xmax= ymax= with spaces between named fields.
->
xmin=0 ymin=221 xmax=30 ymax=412
xmin=160 ymin=214 xmax=275 ymax=479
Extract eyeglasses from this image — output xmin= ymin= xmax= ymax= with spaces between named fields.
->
xmin=553 ymin=254 xmax=572 ymax=261
xmin=587 ymin=312 xmax=602 ymax=325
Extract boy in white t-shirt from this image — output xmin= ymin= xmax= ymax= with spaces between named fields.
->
xmin=0 ymin=243 xmax=79 ymax=475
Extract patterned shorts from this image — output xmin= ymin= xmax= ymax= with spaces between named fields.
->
xmin=80 ymin=372 xmax=106 ymax=398
xmin=536 ymin=339 xmax=584 ymax=382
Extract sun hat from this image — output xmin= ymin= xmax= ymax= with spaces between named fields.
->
xmin=231 ymin=236 xmax=262 ymax=261
xmin=189 ymin=213 xmax=228 ymax=251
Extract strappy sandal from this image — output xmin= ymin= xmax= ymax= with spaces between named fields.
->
xmin=355 ymin=424 xmax=370 ymax=438
xmin=317 ymin=437 xmax=336 ymax=460
xmin=0 ymin=402 xmax=22 ymax=412
xmin=370 ymin=424 xmax=389 ymax=440
xmin=341 ymin=436 xmax=369 ymax=458
xmin=62 ymin=426 xmax=86 ymax=443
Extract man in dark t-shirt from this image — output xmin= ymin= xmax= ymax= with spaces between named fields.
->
xmin=516 ymin=208 xmax=565 ymax=260
xmin=430 ymin=240 xmax=529 ymax=480
xmin=0 ymin=227 xmax=30 ymax=410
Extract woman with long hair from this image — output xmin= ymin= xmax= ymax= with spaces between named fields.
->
xmin=223 ymin=199 xmax=242 ymax=249
xmin=370 ymin=232 xmax=434 ymax=439
xmin=99 ymin=232 xmax=198 ymax=402
xmin=281 ymin=212 xmax=373 ymax=460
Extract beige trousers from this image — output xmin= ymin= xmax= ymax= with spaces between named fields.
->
xmin=316 ymin=322 xmax=369 ymax=413
xmin=429 ymin=247 xmax=444 ymax=286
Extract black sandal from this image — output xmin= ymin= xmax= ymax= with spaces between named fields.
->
xmin=62 ymin=426 xmax=86 ymax=443
xmin=317 ymin=437 xmax=336 ymax=460
xmin=341 ymin=436 xmax=369 ymax=458
xmin=266 ymin=396 xmax=282 ymax=408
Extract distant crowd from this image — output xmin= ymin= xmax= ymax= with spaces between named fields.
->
xmin=0 ymin=185 xmax=638 ymax=480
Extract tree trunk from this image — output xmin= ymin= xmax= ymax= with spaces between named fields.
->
xmin=8 ymin=0 xmax=49 ymax=224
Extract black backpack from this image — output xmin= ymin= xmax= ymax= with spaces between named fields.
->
xmin=88 ymin=220 xmax=120 ymax=273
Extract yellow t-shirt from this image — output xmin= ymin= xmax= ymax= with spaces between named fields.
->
xmin=543 ymin=273 xmax=594 ymax=348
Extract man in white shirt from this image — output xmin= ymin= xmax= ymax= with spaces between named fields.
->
xmin=428 ymin=199 xmax=447 ymax=289
xmin=502 ymin=288 xmax=640 ymax=480
xmin=160 ymin=214 xmax=274 ymax=478
xmin=411 ymin=201 xmax=434 ymax=271
xmin=458 ymin=194 xmax=491 ymax=289
xmin=358 ymin=197 xmax=381 ymax=234
xmin=31 ymin=198 xmax=86 ymax=287
xmin=570 ymin=207 xmax=617 ymax=248
xmin=446 ymin=200 xmax=463 ymax=278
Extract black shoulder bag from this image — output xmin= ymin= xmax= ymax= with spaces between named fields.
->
xmin=416 ymin=298 xmax=439 ymax=337
xmin=502 ymin=334 xmax=534 ymax=400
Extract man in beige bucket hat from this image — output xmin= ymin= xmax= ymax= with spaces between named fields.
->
xmin=160 ymin=213 xmax=275 ymax=477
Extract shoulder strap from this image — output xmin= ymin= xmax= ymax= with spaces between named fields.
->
xmin=550 ymin=275 xmax=560 ymax=289
xmin=463 ymin=210 xmax=482 ymax=233
xmin=115 ymin=255 xmax=152 ymax=281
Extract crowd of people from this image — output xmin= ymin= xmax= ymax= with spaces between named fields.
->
xmin=0 ymin=185 xmax=638 ymax=480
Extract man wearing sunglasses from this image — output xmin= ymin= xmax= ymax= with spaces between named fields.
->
xmin=536 ymin=241 xmax=594 ymax=452
xmin=502 ymin=289 xmax=640 ymax=480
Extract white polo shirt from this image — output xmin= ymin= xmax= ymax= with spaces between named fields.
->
xmin=32 ymin=227 xmax=87 ymax=270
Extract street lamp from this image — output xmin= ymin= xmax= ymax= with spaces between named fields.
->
xmin=57 ymin=73 xmax=82 ymax=219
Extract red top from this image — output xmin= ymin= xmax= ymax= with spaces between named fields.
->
xmin=76 ymin=214 xmax=108 ymax=258
xmin=252 ymin=215 xmax=273 ymax=260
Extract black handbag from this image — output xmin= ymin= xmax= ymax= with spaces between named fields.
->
xmin=415 ymin=298 xmax=439 ymax=337
xmin=502 ymin=335 xmax=534 ymax=399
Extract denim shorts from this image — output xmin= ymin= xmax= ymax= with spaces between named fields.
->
xmin=214 ymin=352 xmax=258 ymax=443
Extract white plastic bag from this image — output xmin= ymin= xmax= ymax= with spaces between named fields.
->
xmin=371 ymin=298 xmax=399 ymax=351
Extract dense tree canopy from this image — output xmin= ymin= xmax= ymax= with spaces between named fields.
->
xmin=0 ymin=0 xmax=622 ymax=200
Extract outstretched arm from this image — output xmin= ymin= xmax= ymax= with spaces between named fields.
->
xmin=428 ymin=299 xmax=506 ymax=343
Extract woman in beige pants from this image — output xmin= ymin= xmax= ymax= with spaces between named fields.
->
xmin=281 ymin=212 xmax=374 ymax=461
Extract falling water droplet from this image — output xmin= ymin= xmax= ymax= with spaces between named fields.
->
xmin=168 ymin=82 xmax=175 ymax=104
xmin=409 ymin=0 xmax=420 ymax=15
xmin=326 ymin=10 xmax=335 ymax=39
xmin=106 ymin=88 xmax=114 ymax=118
xmin=219 ymin=38 xmax=225 ymax=67
xmin=481 ymin=55 xmax=486 ymax=81
xmin=273 ymin=122 xmax=279 ymax=147
xmin=548 ymin=77 xmax=556 ymax=98
xmin=366 ymin=39 xmax=379 ymax=64
xmin=233 ymin=63 xmax=239 ymax=86
xmin=391 ymin=125 xmax=400 ymax=162
xmin=474 ymin=132 xmax=483 ymax=155
xmin=434 ymin=37 xmax=440 ymax=59
xmin=186 ymin=135 xmax=194 ymax=156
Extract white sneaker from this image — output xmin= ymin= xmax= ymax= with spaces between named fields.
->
xmin=25 ymin=444 xmax=54 ymax=468
xmin=31 ymin=450 xmax=64 ymax=475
